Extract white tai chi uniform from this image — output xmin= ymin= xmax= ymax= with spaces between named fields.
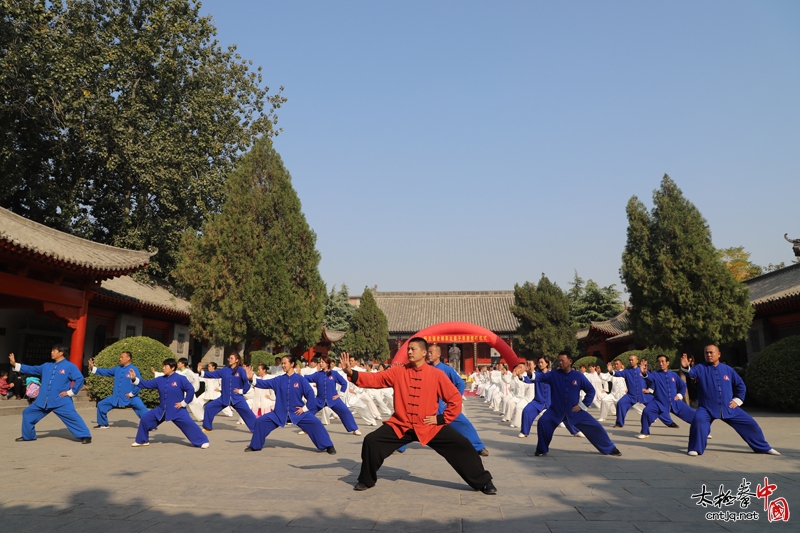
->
xmin=502 ymin=375 xmax=527 ymax=422
xmin=510 ymin=379 xmax=536 ymax=428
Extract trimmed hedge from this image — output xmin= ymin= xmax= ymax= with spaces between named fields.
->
xmin=746 ymin=336 xmax=800 ymax=412
xmin=572 ymin=356 xmax=604 ymax=370
xmin=86 ymin=336 xmax=175 ymax=407
xmin=612 ymin=348 xmax=680 ymax=371
xmin=248 ymin=351 xmax=289 ymax=370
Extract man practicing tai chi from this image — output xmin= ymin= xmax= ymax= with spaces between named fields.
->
xmin=199 ymin=353 xmax=256 ymax=433
xmin=340 ymin=338 xmax=496 ymax=494
xmin=637 ymin=354 xmax=697 ymax=439
xmin=607 ymin=355 xmax=674 ymax=429
xmin=306 ymin=355 xmax=362 ymax=436
xmin=530 ymin=351 xmax=620 ymax=457
xmin=681 ymin=347 xmax=779 ymax=457
xmin=128 ymin=358 xmax=209 ymax=448
xmin=245 ymin=355 xmax=336 ymax=454
xmin=89 ymin=352 xmax=148 ymax=429
xmin=9 ymin=346 xmax=92 ymax=444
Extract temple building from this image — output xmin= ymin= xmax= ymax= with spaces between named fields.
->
xmin=367 ymin=290 xmax=519 ymax=373
xmin=576 ymin=309 xmax=643 ymax=361
xmin=743 ymin=262 xmax=800 ymax=361
xmin=0 ymin=207 xmax=190 ymax=370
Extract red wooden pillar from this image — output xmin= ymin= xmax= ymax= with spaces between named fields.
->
xmin=68 ymin=299 xmax=88 ymax=367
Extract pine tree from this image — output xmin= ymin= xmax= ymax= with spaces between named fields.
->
xmin=343 ymin=288 xmax=390 ymax=362
xmin=175 ymin=138 xmax=326 ymax=353
xmin=568 ymin=271 xmax=623 ymax=328
xmin=324 ymin=284 xmax=355 ymax=332
xmin=510 ymin=275 xmax=577 ymax=359
xmin=620 ymin=175 xmax=754 ymax=352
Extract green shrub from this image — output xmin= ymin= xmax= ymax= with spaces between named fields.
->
xmin=746 ymin=336 xmax=800 ymax=412
xmin=247 ymin=351 xmax=289 ymax=371
xmin=572 ymin=356 xmax=604 ymax=370
xmin=612 ymin=348 xmax=680 ymax=371
xmin=86 ymin=336 xmax=175 ymax=407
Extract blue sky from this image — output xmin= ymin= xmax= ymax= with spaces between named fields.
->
xmin=198 ymin=0 xmax=800 ymax=295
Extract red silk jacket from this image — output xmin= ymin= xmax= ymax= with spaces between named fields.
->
xmin=350 ymin=363 xmax=462 ymax=445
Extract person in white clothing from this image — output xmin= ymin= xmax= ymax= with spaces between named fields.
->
xmin=502 ymin=363 xmax=528 ymax=422
xmin=599 ymin=360 xmax=636 ymax=421
xmin=490 ymin=365 xmax=512 ymax=412
xmin=250 ymin=363 xmax=276 ymax=416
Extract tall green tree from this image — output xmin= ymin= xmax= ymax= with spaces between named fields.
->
xmin=567 ymin=271 xmax=623 ymax=328
xmin=510 ymin=275 xmax=577 ymax=359
xmin=174 ymin=138 xmax=325 ymax=353
xmin=620 ymin=175 xmax=754 ymax=352
xmin=0 ymin=0 xmax=285 ymax=280
xmin=324 ymin=284 xmax=355 ymax=332
xmin=342 ymin=288 xmax=390 ymax=362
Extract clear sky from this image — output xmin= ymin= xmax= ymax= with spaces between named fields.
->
xmin=198 ymin=0 xmax=800 ymax=296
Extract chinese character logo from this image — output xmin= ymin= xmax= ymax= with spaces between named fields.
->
xmin=697 ymin=476 xmax=790 ymax=523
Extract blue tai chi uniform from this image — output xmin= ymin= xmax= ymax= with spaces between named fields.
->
xmin=307 ymin=370 xmax=359 ymax=432
xmin=250 ymin=372 xmax=334 ymax=451
xmin=200 ymin=366 xmax=256 ymax=431
xmin=92 ymin=364 xmax=148 ymax=426
xmin=397 ymin=362 xmax=486 ymax=453
xmin=520 ymin=371 xmax=580 ymax=437
xmin=532 ymin=369 xmax=617 ymax=455
xmin=612 ymin=367 xmax=673 ymax=427
xmin=132 ymin=373 xmax=208 ymax=447
xmin=640 ymin=369 xmax=696 ymax=435
xmin=15 ymin=360 xmax=91 ymax=441
xmin=683 ymin=363 xmax=772 ymax=455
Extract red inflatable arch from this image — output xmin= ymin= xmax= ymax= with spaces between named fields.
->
xmin=390 ymin=321 xmax=520 ymax=368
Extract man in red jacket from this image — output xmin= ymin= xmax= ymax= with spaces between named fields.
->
xmin=340 ymin=337 xmax=495 ymax=494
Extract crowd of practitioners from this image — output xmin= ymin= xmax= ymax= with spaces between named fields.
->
xmin=6 ymin=340 xmax=779 ymax=495
xmin=469 ymin=346 xmax=780 ymax=457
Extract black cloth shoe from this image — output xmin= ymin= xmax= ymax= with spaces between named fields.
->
xmin=534 ymin=450 xmax=546 ymax=456
xmin=613 ymin=424 xmax=623 ymax=428
xmin=81 ymin=437 xmax=92 ymax=444
xmin=326 ymin=446 xmax=337 ymax=455
xmin=244 ymin=447 xmax=259 ymax=452
xmin=15 ymin=437 xmax=29 ymax=442
xmin=668 ymin=423 xmax=680 ymax=428
xmin=610 ymin=448 xmax=622 ymax=456
xmin=353 ymin=482 xmax=370 ymax=491
xmin=480 ymin=481 xmax=497 ymax=495
xmin=478 ymin=448 xmax=489 ymax=457
xmin=93 ymin=425 xmax=109 ymax=429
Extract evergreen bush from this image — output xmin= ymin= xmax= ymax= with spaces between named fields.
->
xmin=746 ymin=336 xmax=800 ymax=412
xmin=86 ymin=336 xmax=175 ymax=407
xmin=248 ymin=351 xmax=289 ymax=371
xmin=612 ymin=348 xmax=679 ymax=371
xmin=572 ymin=356 xmax=604 ymax=370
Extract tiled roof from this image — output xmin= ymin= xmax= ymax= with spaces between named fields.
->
xmin=588 ymin=309 xmax=630 ymax=337
xmin=373 ymin=291 xmax=519 ymax=334
xmin=0 ymin=207 xmax=152 ymax=275
xmin=745 ymin=262 xmax=800 ymax=307
xmin=98 ymin=276 xmax=190 ymax=317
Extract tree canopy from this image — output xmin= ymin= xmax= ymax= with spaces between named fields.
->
xmin=620 ymin=175 xmax=754 ymax=352
xmin=510 ymin=275 xmax=577 ymax=359
xmin=174 ymin=138 xmax=326 ymax=353
xmin=567 ymin=272 xmax=623 ymax=328
xmin=1 ymin=0 xmax=285 ymax=280
xmin=718 ymin=246 xmax=763 ymax=282
xmin=342 ymin=288 xmax=390 ymax=362
xmin=324 ymin=284 xmax=356 ymax=356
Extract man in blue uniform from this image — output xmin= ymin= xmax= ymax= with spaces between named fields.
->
xmin=426 ymin=344 xmax=489 ymax=456
xmin=89 ymin=351 xmax=148 ymax=429
xmin=681 ymin=347 xmax=779 ymax=456
xmin=199 ymin=353 xmax=256 ymax=432
xmin=519 ymin=356 xmax=584 ymax=439
xmin=10 ymin=345 xmax=92 ymax=443
xmin=128 ymin=358 xmax=209 ymax=448
xmin=245 ymin=354 xmax=336 ymax=454
xmin=608 ymin=355 xmax=675 ymax=428
xmin=637 ymin=354 xmax=697 ymax=439
xmin=306 ymin=355 xmax=362 ymax=436
xmin=531 ymin=351 xmax=620 ymax=457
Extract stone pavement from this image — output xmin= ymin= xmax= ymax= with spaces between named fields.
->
xmin=0 ymin=397 xmax=797 ymax=533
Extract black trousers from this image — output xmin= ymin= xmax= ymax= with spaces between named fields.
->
xmin=359 ymin=424 xmax=492 ymax=489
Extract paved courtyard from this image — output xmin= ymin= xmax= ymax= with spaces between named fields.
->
xmin=0 ymin=396 xmax=797 ymax=533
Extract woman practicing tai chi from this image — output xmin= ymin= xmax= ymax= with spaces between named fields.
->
xmin=306 ymin=355 xmax=362 ymax=436
xmin=245 ymin=355 xmax=336 ymax=454
xmin=340 ymin=338 xmax=496 ymax=494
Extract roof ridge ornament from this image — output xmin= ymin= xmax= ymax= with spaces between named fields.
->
xmin=785 ymin=234 xmax=800 ymax=257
